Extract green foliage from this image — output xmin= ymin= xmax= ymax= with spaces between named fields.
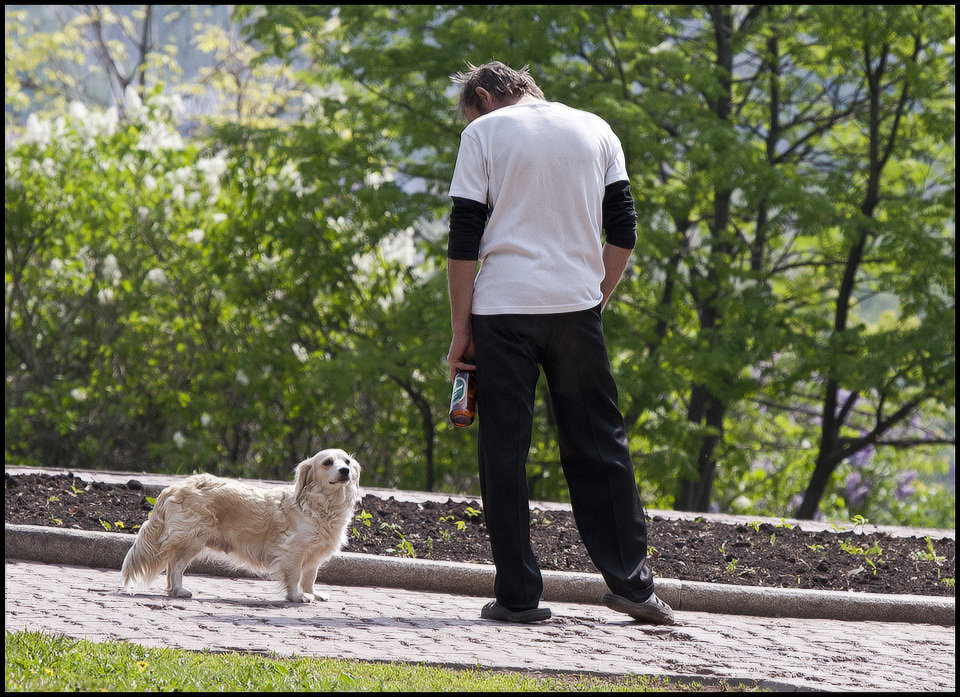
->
xmin=4 ymin=5 xmax=955 ymax=526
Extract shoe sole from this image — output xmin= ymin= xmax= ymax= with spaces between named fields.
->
xmin=480 ymin=604 xmax=552 ymax=623
xmin=601 ymin=593 xmax=675 ymax=625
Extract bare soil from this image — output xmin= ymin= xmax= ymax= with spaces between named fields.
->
xmin=4 ymin=472 xmax=955 ymax=597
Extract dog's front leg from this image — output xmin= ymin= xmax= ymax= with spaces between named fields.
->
xmin=281 ymin=563 xmax=314 ymax=603
xmin=299 ymin=559 xmax=329 ymax=602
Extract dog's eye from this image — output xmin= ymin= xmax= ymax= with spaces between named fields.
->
xmin=321 ymin=458 xmax=334 ymax=468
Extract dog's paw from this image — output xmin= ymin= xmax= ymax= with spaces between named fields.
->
xmin=286 ymin=592 xmax=314 ymax=603
xmin=169 ymin=587 xmax=193 ymax=599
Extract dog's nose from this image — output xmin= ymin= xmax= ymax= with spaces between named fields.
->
xmin=338 ymin=466 xmax=351 ymax=480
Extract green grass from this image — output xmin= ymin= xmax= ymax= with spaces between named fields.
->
xmin=5 ymin=630 xmax=763 ymax=692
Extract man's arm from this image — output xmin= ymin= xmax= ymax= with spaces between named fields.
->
xmin=447 ymin=258 xmax=478 ymax=381
xmin=600 ymin=243 xmax=633 ymax=310
xmin=446 ymin=196 xmax=488 ymax=380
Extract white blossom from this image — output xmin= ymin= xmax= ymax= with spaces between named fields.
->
xmin=172 ymin=431 xmax=186 ymax=448
xmin=23 ymin=114 xmax=53 ymax=147
xmin=136 ymin=121 xmax=184 ymax=153
xmin=212 ymin=212 xmax=227 ymax=224
xmin=197 ymin=152 xmax=228 ymax=184
xmin=235 ymin=368 xmax=250 ymax=386
xmin=143 ymin=174 xmax=158 ymax=191
xmin=70 ymin=388 xmax=87 ymax=402
xmin=102 ymin=254 xmax=121 ymax=285
xmin=124 ymin=85 xmax=149 ymax=122
xmin=145 ymin=268 xmax=167 ymax=285
xmin=187 ymin=229 xmax=205 ymax=244
xmin=291 ymin=343 xmax=308 ymax=363
xmin=97 ymin=287 xmax=114 ymax=303
xmin=200 ymin=412 xmax=212 ymax=427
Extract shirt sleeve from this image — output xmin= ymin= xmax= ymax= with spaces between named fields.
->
xmin=603 ymin=130 xmax=629 ymax=187
xmin=447 ymin=197 xmax=489 ymax=260
xmin=602 ymin=180 xmax=638 ymax=250
xmin=448 ymin=130 xmax=488 ymax=205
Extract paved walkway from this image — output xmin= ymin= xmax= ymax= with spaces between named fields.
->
xmin=4 ymin=466 xmax=956 ymax=691
xmin=4 ymin=558 xmax=955 ymax=692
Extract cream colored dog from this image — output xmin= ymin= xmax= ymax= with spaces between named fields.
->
xmin=120 ymin=449 xmax=361 ymax=602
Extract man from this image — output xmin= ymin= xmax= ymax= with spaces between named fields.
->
xmin=446 ymin=61 xmax=674 ymax=625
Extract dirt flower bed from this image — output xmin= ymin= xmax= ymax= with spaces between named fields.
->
xmin=5 ymin=472 xmax=955 ymax=597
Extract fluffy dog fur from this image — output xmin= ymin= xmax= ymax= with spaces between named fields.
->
xmin=120 ymin=448 xmax=361 ymax=602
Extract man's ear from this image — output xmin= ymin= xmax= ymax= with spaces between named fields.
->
xmin=475 ymin=87 xmax=493 ymax=113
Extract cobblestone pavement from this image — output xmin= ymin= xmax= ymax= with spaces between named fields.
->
xmin=5 ymin=559 xmax=955 ymax=692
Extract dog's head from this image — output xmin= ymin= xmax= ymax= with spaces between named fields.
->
xmin=294 ymin=448 xmax=361 ymax=508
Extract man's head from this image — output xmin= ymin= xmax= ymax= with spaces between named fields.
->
xmin=453 ymin=61 xmax=545 ymax=123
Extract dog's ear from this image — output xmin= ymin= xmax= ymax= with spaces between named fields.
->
xmin=294 ymin=456 xmax=315 ymax=507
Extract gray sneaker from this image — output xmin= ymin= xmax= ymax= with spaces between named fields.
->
xmin=601 ymin=592 xmax=675 ymax=625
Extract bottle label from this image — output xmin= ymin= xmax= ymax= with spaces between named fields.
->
xmin=451 ymin=375 xmax=466 ymax=406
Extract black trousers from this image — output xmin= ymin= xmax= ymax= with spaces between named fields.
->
xmin=471 ymin=304 xmax=655 ymax=611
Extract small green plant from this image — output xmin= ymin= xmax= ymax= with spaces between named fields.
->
xmin=395 ymin=537 xmax=416 ymax=558
xmin=464 ymin=506 xmax=481 ymax=519
xmin=145 ymin=496 xmax=157 ymax=507
xmin=913 ymin=536 xmax=946 ymax=565
xmin=838 ymin=538 xmax=884 ymax=575
xmin=941 ymin=577 xmax=955 ymax=588
xmin=356 ymin=510 xmax=373 ymax=527
xmin=99 ymin=520 xmax=112 ymax=531
xmin=748 ymin=520 xmax=762 ymax=532
xmin=726 ymin=557 xmax=737 ymax=574
xmin=807 ymin=543 xmax=825 ymax=552
xmin=380 ymin=522 xmax=416 ymax=558
xmin=769 ymin=533 xmax=776 ymax=547
xmin=851 ymin=514 xmax=869 ymax=531
xmin=775 ymin=518 xmax=793 ymax=529
xmin=47 ymin=495 xmax=60 ymax=503
xmin=49 ymin=517 xmax=63 ymax=526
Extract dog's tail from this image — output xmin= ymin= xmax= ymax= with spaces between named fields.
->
xmin=120 ymin=489 xmax=171 ymax=590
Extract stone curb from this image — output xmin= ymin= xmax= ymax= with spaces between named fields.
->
xmin=5 ymin=523 xmax=954 ymax=627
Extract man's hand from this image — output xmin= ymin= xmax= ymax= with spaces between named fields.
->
xmin=447 ymin=333 xmax=475 ymax=383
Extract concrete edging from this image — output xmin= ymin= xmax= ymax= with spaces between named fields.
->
xmin=5 ymin=523 xmax=954 ymax=626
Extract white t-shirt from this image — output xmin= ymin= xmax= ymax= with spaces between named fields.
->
xmin=448 ymin=98 xmax=629 ymax=315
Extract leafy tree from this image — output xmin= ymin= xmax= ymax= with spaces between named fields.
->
xmin=5 ymin=5 xmax=954 ymax=526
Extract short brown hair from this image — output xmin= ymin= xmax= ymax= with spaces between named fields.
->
xmin=452 ymin=61 xmax=545 ymax=120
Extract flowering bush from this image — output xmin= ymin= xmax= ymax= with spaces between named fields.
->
xmin=5 ymin=87 xmax=450 ymax=481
